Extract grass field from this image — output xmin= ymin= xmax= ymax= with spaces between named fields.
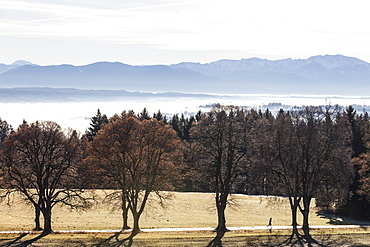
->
xmin=0 ymin=191 xmax=331 ymax=231
xmin=1 ymin=191 xmax=370 ymax=246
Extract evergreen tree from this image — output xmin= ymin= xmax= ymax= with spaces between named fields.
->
xmin=179 ymin=114 xmax=188 ymax=140
xmin=169 ymin=114 xmax=195 ymax=141
xmin=346 ymin=105 xmax=366 ymax=157
xmin=0 ymin=118 xmax=12 ymax=145
xmin=153 ymin=110 xmax=167 ymax=123
xmin=170 ymin=114 xmax=181 ymax=138
xmin=85 ymin=109 xmax=108 ymax=141
xmin=263 ymin=108 xmax=273 ymax=119
xmin=138 ymin=108 xmax=151 ymax=121
xmin=195 ymin=110 xmax=202 ymax=122
xmin=341 ymin=106 xmax=370 ymax=219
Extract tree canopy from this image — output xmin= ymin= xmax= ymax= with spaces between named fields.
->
xmin=86 ymin=116 xmax=183 ymax=237
xmin=1 ymin=121 xmax=91 ymax=234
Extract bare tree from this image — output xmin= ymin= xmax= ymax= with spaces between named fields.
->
xmin=263 ymin=107 xmax=352 ymax=238
xmin=86 ymin=117 xmax=136 ymax=230
xmin=87 ymin=117 xmax=183 ymax=237
xmin=0 ymin=121 xmax=91 ymax=235
xmin=261 ymin=110 xmax=303 ymax=237
xmin=292 ymin=106 xmax=353 ymax=236
xmin=256 ymin=107 xmax=353 ymax=239
xmin=189 ymin=105 xmax=251 ymax=234
xmin=127 ymin=118 xmax=182 ymax=236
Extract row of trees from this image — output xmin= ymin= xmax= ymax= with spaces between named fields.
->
xmin=0 ymin=105 xmax=370 ymax=240
xmin=0 ymin=112 xmax=183 ymax=238
xmin=185 ymin=105 xmax=354 ymax=237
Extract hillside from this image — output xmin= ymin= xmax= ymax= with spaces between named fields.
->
xmin=0 ymin=87 xmax=215 ymax=103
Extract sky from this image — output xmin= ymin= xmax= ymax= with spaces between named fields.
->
xmin=1 ymin=0 xmax=370 ymax=66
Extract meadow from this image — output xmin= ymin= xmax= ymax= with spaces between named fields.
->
xmin=0 ymin=191 xmax=330 ymax=231
xmin=1 ymin=191 xmax=370 ymax=246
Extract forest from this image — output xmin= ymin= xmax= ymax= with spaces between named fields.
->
xmin=0 ymin=104 xmax=370 ymax=242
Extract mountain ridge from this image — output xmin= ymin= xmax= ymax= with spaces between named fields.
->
xmin=1 ymin=55 xmax=369 ymax=95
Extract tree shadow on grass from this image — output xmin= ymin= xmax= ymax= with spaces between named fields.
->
xmin=279 ymin=234 xmax=330 ymax=247
xmin=204 ymin=230 xmax=333 ymax=247
xmin=317 ymin=212 xmax=351 ymax=225
xmin=206 ymin=229 xmax=226 ymax=247
xmin=243 ymin=233 xmax=362 ymax=247
xmin=0 ymin=232 xmax=94 ymax=247
xmin=317 ymin=211 xmax=370 ymax=226
xmin=93 ymin=231 xmax=135 ymax=247
xmin=0 ymin=233 xmax=29 ymax=247
xmin=0 ymin=232 xmax=47 ymax=247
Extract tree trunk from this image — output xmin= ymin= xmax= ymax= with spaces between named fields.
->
xmin=122 ymin=207 xmax=129 ymax=230
xmin=121 ymin=194 xmax=130 ymax=230
xmin=291 ymin=203 xmax=299 ymax=235
xmin=216 ymin=205 xmax=227 ymax=232
xmin=34 ymin=205 xmax=42 ymax=231
xmin=301 ymin=196 xmax=312 ymax=236
xmin=41 ymin=208 xmax=53 ymax=235
xmin=289 ymin=197 xmax=300 ymax=237
xmin=33 ymin=198 xmax=43 ymax=231
xmin=215 ymin=194 xmax=228 ymax=233
xmin=302 ymin=211 xmax=310 ymax=236
xmin=131 ymin=211 xmax=141 ymax=236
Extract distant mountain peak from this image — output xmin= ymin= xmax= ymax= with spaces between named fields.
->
xmin=1 ymin=55 xmax=370 ymax=95
xmin=306 ymin=55 xmax=367 ymax=68
xmin=11 ymin=60 xmax=34 ymax=66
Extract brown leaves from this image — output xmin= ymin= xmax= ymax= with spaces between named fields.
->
xmin=86 ymin=117 xmax=183 ymax=191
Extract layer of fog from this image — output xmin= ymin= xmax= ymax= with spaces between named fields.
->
xmin=1 ymin=94 xmax=369 ymax=133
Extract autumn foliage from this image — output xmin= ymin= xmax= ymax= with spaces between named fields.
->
xmin=86 ymin=116 xmax=183 ymax=235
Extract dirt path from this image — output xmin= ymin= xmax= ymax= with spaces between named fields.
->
xmin=1 ymin=224 xmax=369 ymax=234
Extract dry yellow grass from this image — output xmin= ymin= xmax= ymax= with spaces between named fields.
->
xmin=0 ymin=191 xmax=330 ymax=231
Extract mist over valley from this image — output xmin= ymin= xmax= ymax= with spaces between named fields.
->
xmin=0 ymin=55 xmax=370 ymax=132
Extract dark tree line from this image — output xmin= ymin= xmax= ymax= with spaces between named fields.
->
xmin=1 ymin=105 xmax=370 ymax=241
xmin=340 ymin=106 xmax=370 ymax=219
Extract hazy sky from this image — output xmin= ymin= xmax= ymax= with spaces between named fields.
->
xmin=1 ymin=0 xmax=370 ymax=65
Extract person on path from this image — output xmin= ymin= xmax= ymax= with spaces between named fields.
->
xmin=267 ymin=218 xmax=272 ymax=233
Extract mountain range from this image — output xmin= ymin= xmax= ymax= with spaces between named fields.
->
xmin=1 ymin=55 xmax=370 ymax=95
